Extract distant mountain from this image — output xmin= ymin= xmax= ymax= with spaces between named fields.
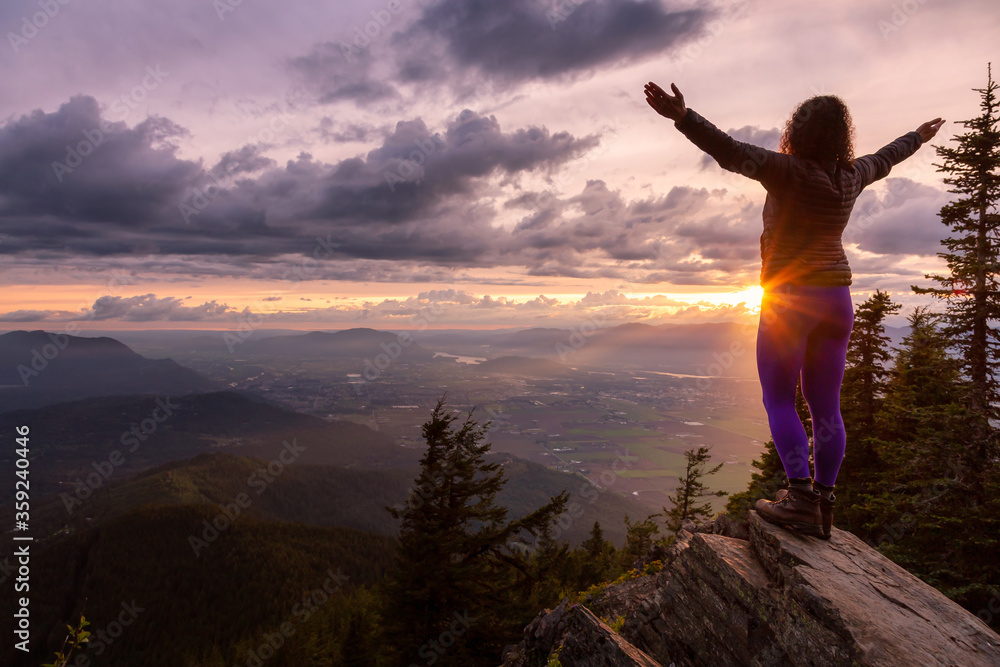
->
xmin=9 ymin=452 xmax=414 ymax=539
xmin=2 ymin=449 xmax=650 ymax=552
xmin=0 ymin=330 xmax=216 ymax=411
xmin=241 ymin=327 xmax=437 ymax=361
xmin=883 ymin=324 xmax=910 ymax=351
xmin=477 ymin=355 xmax=578 ymax=377
xmin=0 ymin=391 xmax=421 ymax=502
xmin=492 ymin=327 xmax=576 ymax=349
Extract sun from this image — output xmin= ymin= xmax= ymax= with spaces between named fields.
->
xmin=735 ymin=285 xmax=765 ymax=311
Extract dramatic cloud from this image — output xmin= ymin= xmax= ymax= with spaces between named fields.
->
xmin=0 ymin=95 xmax=201 ymax=255
xmin=391 ymin=0 xmax=710 ymax=90
xmin=83 ymin=294 xmax=234 ymax=321
xmin=0 ymin=286 xmax=756 ymax=328
xmin=0 ymin=90 xmax=958 ymax=308
xmin=503 ymin=180 xmax=763 ymax=285
xmin=847 ymin=178 xmax=954 ymax=256
xmin=0 ymin=96 xmax=600 ymax=271
xmin=287 ymin=0 xmax=712 ymax=107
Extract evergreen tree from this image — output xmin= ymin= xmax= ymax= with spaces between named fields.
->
xmin=839 ymin=290 xmax=902 ymax=485
xmin=879 ymin=307 xmax=971 ymax=465
xmin=620 ymin=513 xmax=661 ymax=566
xmin=379 ymin=395 xmax=569 ymax=666
xmin=659 ymin=445 xmax=728 ymax=532
xmin=911 ymin=63 xmax=1000 ymax=498
xmin=839 ymin=308 xmax=968 ymax=536
xmin=857 ymin=308 xmax=999 ymax=611
xmin=581 ymin=520 xmax=605 ymax=559
xmin=521 ymin=530 xmax=574 ymax=614
xmin=339 ymin=586 xmax=382 ymax=667
xmin=843 ymin=290 xmax=902 ymax=432
xmin=578 ymin=521 xmax=612 ymax=585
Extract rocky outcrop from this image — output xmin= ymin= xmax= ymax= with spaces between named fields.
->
xmin=500 ymin=511 xmax=1000 ymax=667
xmin=502 ymin=600 xmax=662 ymax=666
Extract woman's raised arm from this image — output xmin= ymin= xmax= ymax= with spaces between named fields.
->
xmin=645 ymin=81 xmax=790 ymax=188
xmin=645 ymin=81 xmax=687 ymax=121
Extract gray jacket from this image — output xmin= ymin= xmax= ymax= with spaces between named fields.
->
xmin=674 ymin=108 xmax=924 ymax=287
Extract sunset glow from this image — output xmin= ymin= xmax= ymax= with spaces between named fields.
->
xmin=0 ymin=0 xmax=995 ymax=331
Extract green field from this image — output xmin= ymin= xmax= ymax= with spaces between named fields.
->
xmin=332 ymin=392 xmax=765 ymax=515
xmin=665 ymin=408 xmax=771 ymax=443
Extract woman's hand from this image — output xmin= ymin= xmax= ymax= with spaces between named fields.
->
xmin=915 ymin=117 xmax=945 ymax=143
xmin=645 ymin=81 xmax=686 ymax=122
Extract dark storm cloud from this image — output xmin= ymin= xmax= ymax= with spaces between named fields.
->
xmin=392 ymin=0 xmax=710 ymax=88
xmin=274 ymin=109 xmax=601 ymax=262
xmin=0 ymin=94 xmax=599 ymax=272
xmin=0 ymin=93 xmax=945 ymax=288
xmin=0 ymin=95 xmax=201 ymax=233
xmin=286 ymin=0 xmax=712 ymax=106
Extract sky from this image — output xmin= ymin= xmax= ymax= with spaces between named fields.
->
xmin=0 ymin=0 xmax=997 ymax=331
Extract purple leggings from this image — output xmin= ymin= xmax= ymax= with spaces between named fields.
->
xmin=756 ymin=283 xmax=854 ymax=487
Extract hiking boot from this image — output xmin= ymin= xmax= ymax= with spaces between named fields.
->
xmin=774 ymin=488 xmax=834 ymax=539
xmin=755 ymin=484 xmax=824 ymax=537
xmin=812 ymin=481 xmax=836 ymax=540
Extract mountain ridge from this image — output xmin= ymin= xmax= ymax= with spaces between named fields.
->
xmin=0 ymin=449 xmax=652 ymax=553
xmin=0 ymin=330 xmax=216 ymax=411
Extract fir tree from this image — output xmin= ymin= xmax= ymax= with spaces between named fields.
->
xmin=581 ymin=520 xmax=605 ymax=559
xmin=839 ymin=307 xmax=967 ymax=537
xmin=578 ymin=521 xmax=612 ymax=585
xmin=660 ymin=445 xmax=728 ymax=532
xmin=839 ymin=290 xmax=902 ymax=484
xmin=379 ymin=395 xmax=569 ymax=666
xmin=620 ymin=513 xmax=661 ymax=566
xmin=843 ymin=290 xmax=902 ymax=432
xmin=879 ymin=307 xmax=971 ymax=465
xmin=911 ymin=63 xmax=1000 ymax=496
xmin=859 ymin=308 xmax=999 ymax=610
xmin=522 ymin=530 xmax=574 ymax=613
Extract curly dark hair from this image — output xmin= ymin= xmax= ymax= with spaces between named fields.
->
xmin=779 ymin=95 xmax=856 ymax=168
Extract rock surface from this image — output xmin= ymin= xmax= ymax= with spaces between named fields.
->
xmin=500 ymin=598 xmax=662 ymax=667
xmin=500 ymin=510 xmax=1000 ymax=667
